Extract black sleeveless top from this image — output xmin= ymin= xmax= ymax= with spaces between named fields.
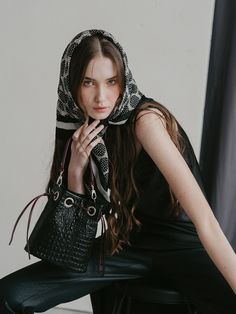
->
xmin=129 ymin=97 xmax=205 ymax=251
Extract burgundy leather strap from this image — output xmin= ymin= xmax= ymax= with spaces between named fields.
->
xmin=9 ymin=136 xmax=104 ymax=271
xmin=60 ymin=137 xmax=73 ymax=173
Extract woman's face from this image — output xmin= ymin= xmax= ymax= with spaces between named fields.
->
xmin=77 ymin=55 xmax=121 ymax=120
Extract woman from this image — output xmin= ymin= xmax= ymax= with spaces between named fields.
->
xmin=0 ymin=29 xmax=236 ymax=314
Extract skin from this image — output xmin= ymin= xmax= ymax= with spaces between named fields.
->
xmin=68 ymin=55 xmax=236 ymax=294
xmin=135 ymin=110 xmax=236 ymax=294
xmin=78 ymin=55 xmax=121 ymax=120
xmin=68 ymin=55 xmax=121 ymax=193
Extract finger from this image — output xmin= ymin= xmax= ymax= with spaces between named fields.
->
xmin=81 ymin=124 xmax=104 ymax=146
xmin=79 ymin=120 xmax=101 ymax=142
xmin=75 ymin=130 xmax=101 ymax=153
xmin=86 ymin=136 xmax=103 ymax=155
xmin=74 ymin=136 xmax=102 ymax=159
xmin=72 ymin=119 xmax=98 ymax=141
xmin=72 ymin=124 xmax=85 ymax=141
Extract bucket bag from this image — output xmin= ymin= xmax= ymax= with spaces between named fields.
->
xmin=9 ymin=138 xmax=110 ymax=272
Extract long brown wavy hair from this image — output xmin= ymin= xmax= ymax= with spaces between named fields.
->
xmin=47 ymin=35 xmax=187 ymax=255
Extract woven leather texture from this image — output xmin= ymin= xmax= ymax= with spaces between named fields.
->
xmin=24 ymin=187 xmax=109 ymax=272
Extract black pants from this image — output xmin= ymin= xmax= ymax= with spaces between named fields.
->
xmin=0 ymin=241 xmax=235 ymax=314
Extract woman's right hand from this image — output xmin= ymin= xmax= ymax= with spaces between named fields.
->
xmin=68 ymin=119 xmax=104 ymax=193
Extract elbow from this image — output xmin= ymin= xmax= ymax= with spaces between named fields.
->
xmin=195 ymin=210 xmax=221 ymax=241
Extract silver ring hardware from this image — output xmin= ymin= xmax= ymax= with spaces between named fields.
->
xmin=64 ymin=197 xmax=74 ymax=208
xmin=87 ymin=206 xmax=96 ymax=216
xmin=56 ymin=171 xmax=64 ymax=187
xmin=91 ymin=188 xmax=97 ymax=201
xmin=53 ymin=191 xmax=59 ymax=201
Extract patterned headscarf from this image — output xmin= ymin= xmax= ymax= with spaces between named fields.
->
xmin=56 ymin=29 xmax=144 ymax=201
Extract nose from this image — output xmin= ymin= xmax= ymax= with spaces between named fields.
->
xmin=95 ymin=85 xmax=106 ymax=104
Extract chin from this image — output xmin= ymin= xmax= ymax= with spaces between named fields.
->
xmin=89 ymin=112 xmax=111 ymax=120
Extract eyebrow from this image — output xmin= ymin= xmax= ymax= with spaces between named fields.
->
xmin=83 ymin=75 xmax=118 ymax=81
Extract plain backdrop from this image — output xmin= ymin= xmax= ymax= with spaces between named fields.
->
xmin=0 ymin=0 xmax=215 ymax=312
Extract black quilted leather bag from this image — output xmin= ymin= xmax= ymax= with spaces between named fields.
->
xmin=9 ymin=138 xmax=110 ymax=272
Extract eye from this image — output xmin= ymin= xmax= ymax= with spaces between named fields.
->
xmin=108 ymin=79 xmax=117 ymax=86
xmin=83 ymin=80 xmax=94 ymax=87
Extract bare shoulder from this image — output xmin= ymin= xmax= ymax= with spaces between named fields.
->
xmin=133 ymin=102 xmax=212 ymax=227
xmin=135 ymin=102 xmax=167 ymax=129
xmin=134 ymin=102 xmax=178 ymax=143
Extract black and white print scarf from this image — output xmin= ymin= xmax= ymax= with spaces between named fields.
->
xmin=56 ymin=29 xmax=144 ymax=201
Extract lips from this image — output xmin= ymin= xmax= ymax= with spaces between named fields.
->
xmin=93 ymin=107 xmax=108 ymax=111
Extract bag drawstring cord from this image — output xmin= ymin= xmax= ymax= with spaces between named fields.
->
xmin=9 ymin=139 xmax=106 ymax=273
xmin=9 ymin=193 xmax=49 ymax=259
xmin=9 ymin=192 xmax=107 ymax=274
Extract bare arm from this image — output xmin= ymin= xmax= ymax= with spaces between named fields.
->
xmin=135 ymin=109 xmax=236 ymax=294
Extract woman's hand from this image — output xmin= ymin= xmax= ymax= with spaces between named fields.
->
xmin=68 ymin=119 xmax=104 ymax=193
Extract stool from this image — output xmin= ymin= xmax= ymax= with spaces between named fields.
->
xmin=112 ymin=278 xmax=197 ymax=314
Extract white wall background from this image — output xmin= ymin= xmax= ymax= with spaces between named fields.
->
xmin=0 ymin=0 xmax=215 ymax=312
